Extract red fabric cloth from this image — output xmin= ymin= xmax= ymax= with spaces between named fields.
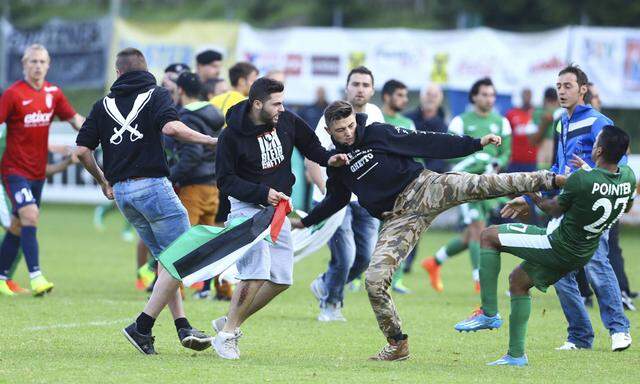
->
xmin=0 ymin=80 xmax=75 ymax=179
xmin=270 ymin=199 xmax=292 ymax=243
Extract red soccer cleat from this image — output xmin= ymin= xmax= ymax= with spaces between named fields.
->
xmin=135 ymin=278 xmax=146 ymax=291
xmin=7 ymin=279 xmax=29 ymax=294
xmin=421 ymin=257 xmax=444 ymax=292
xmin=474 ymin=280 xmax=481 ymax=293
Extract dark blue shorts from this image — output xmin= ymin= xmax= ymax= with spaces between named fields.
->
xmin=1 ymin=174 xmax=44 ymax=215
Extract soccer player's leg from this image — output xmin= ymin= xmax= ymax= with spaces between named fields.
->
xmin=0 ymin=216 xmax=23 ymax=296
xmin=465 ymin=202 xmax=487 ymax=292
xmin=2 ymin=176 xmax=51 ymax=296
xmin=422 ymin=228 xmax=468 ymax=292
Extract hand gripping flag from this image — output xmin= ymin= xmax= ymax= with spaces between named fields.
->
xmin=158 ymin=200 xmax=292 ymax=287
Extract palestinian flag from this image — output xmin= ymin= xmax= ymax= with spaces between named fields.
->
xmin=158 ymin=200 xmax=291 ymax=287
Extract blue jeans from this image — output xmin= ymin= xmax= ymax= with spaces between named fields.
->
xmin=113 ymin=177 xmax=190 ymax=257
xmin=554 ymin=230 xmax=630 ymax=347
xmin=323 ymin=202 xmax=379 ymax=305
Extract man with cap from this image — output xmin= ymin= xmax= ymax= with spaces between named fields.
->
xmin=196 ymin=50 xmax=223 ymax=82
xmin=162 ymin=63 xmax=191 ymax=105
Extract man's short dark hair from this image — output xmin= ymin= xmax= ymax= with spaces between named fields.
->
xmin=229 ymin=62 xmax=258 ymax=87
xmin=116 ymin=48 xmax=147 ymax=74
xmin=248 ymin=77 xmax=284 ymax=104
xmin=324 ymin=100 xmax=354 ymax=128
xmin=196 ymin=50 xmax=223 ymax=65
xmin=469 ymin=77 xmax=494 ymax=103
xmin=382 ymin=79 xmax=407 ymax=97
xmin=598 ymin=125 xmax=629 ymax=164
xmin=346 ymin=66 xmax=374 ymax=87
xmin=177 ymin=72 xmax=202 ymax=99
xmin=558 ymin=64 xmax=589 ymax=87
xmin=543 ymin=87 xmax=558 ymax=102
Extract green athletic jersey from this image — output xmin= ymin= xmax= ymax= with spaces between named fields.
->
xmin=449 ymin=111 xmax=512 ymax=174
xmin=383 ymin=113 xmax=416 ymax=131
xmin=551 ymin=165 xmax=636 ymax=261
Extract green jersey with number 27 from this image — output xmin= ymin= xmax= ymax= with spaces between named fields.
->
xmin=551 ymin=165 xmax=636 ymax=261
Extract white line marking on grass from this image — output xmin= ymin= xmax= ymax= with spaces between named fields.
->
xmin=26 ymin=318 xmax=130 ymax=331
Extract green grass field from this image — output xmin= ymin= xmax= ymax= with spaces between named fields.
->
xmin=0 ymin=204 xmax=638 ymax=383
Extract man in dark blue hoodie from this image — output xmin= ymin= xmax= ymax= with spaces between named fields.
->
xmin=211 ymin=77 xmax=348 ymax=360
xmin=75 ymin=48 xmax=217 ymax=355
xmin=291 ymin=100 xmax=565 ymax=361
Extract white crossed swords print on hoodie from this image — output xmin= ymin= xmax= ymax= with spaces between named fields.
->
xmin=103 ymin=88 xmax=154 ymax=145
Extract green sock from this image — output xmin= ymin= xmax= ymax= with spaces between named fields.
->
xmin=469 ymin=240 xmax=481 ymax=271
xmin=8 ymin=250 xmax=23 ymax=279
xmin=479 ymin=247 xmax=501 ymax=317
xmin=508 ymin=295 xmax=532 ymax=358
xmin=436 ymin=237 xmax=467 ymax=264
xmin=445 ymin=237 xmax=467 ymax=257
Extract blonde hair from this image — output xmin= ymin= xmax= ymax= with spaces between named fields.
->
xmin=22 ymin=44 xmax=50 ymax=63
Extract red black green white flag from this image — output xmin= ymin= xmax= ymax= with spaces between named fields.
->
xmin=158 ymin=200 xmax=291 ymax=287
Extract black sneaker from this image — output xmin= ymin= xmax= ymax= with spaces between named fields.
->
xmin=122 ymin=323 xmax=156 ymax=355
xmin=178 ymin=328 xmax=213 ymax=351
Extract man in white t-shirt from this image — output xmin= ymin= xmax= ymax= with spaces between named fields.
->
xmin=305 ymin=66 xmax=382 ymax=321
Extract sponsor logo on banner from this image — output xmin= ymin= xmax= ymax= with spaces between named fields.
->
xmin=582 ymin=38 xmax=616 ymax=60
xmin=624 ymin=39 xmax=640 ymax=91
xmin=349 ymin=52 xmax=366 ymax=69
xmin=529 ymin=56 xmax=565 ymax=73
xmin=257 ymin=130 xmax=284 ymax=169
xmin=430 ymin=53 xmax=449 ymax=84
xmin=285 ymin=54 xmax=302 ymax=77
xmin=311 ymin=55 xmax=340 ymax=76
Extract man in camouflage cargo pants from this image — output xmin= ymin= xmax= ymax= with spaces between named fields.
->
xmin=293 ymin=100 xmax=564 ymax=361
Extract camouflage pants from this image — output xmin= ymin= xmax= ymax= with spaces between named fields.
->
xmin=364 ymin=169 xmax=556 ymax=338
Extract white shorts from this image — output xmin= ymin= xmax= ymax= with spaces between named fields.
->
xmin=228 ymin=198 xmax=294 ymax=285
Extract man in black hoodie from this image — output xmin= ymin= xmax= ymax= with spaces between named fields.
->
xmin=291 ymin=101 xmax=566 ymax=361
xmin=211 ymin=77 xmax=348 ymax=360
xmin=171 ymin=72 xmax=224 ymax=226
xmin=75 ymin=48 xmax=216 ymax=355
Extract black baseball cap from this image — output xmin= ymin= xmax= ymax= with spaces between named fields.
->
xmin=164 ymin=63 xmax=191 ymax=74
xmin=196 ymin=50 xmax=223 ymax=65
xmin=176 ymin=72 xmax=202 ymax=98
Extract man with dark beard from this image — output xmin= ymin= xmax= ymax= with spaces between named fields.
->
xmin=210 ymin=77 xmax=348 ymax=359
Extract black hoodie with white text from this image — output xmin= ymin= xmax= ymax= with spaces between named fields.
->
xmin=301 ymin=113 xmax=484 ymax=224
xmin=76 ymin=70 xmax=178 ymax=184
xmin=216 ymin=99 xmax=332 ymax=206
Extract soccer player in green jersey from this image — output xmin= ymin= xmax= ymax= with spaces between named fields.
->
xmin=454 ymin=125 xmax=635 ymax=366
xmin=423 ymin=78 xmax=511 ymax=293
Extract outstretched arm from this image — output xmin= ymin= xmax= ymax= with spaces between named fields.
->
xmin=162 ymin=120 xmax=217 ymax=146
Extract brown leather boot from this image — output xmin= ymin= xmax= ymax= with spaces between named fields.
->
xmin=368 ymin=337 xmax=410 ymax=361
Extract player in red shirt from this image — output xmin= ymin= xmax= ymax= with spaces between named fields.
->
xmin=505 ymin=88 xmax=539 ymax=173
xmin=0 ymin=44 xmax=84 ymax=296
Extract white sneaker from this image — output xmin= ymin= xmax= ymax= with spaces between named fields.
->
xmin=213 ymin=330 xmax=242 ymax=360
xmin=317 ymin=303 xmax=347 ymax=322
xmin=611 ymin=332 xmax=632 ymax=352
xmin=555 ymin=341 xmax=579 ymax=350
xmin=211 ymin=316 xmax=227 ymax=334
xmin=310 ymin=275 xmax=326 ymax=303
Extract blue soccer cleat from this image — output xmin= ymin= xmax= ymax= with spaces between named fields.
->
xmin=454 ymin=308 xmax=503 ymax=332
xmin=487 ymin=354 xmax=528 ymax=367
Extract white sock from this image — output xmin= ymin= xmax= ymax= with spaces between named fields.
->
xmin=0 ymin=275 xmax=7 ymax=281
xmin=435 ymin=247 xmax=448 ymax=264
xmin=472 ymin=269 xmax=480 ymax=282
xmin=29 ymin=271 xmax=42 ymax=279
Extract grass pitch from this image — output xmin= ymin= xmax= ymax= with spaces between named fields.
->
xmin=0 ymin=204 xmax=638 ymax=383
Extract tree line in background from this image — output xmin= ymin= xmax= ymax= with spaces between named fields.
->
xmin=6 ymin=0 xmax=640 ymax=29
